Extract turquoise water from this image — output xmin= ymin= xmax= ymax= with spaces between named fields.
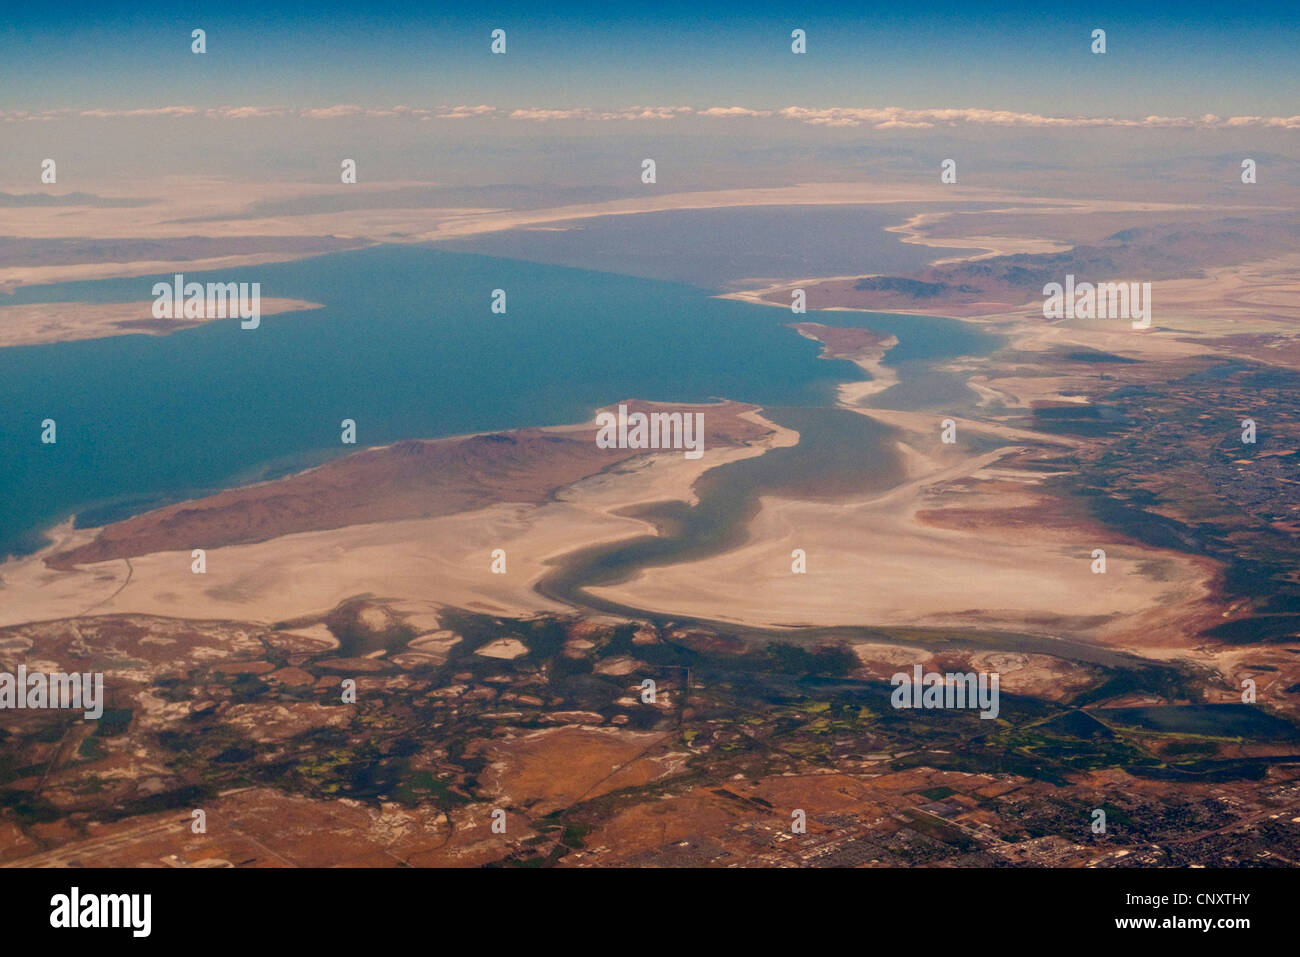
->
xmin=0 ymin=245 xmax=877 ymax=558
xmin=0 ymin=245 xmax=999 ymax=559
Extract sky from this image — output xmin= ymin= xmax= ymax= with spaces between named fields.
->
xmin=2 ymin=1 xmax=1298 ymax=119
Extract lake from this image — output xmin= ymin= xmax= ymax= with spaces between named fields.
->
xmin=0 ymin=244 xmax=995 ymax=558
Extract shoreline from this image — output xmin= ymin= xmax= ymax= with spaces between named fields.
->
xmin=0 ymin=283 xmax=1221 ymax=655
xmin=3 ymin=212 xmax=1284 ymax=666
xmin=0 ymin=400 xmax=792 ymax=628
xmin=0 ymin=297 xmax=324 ymax=349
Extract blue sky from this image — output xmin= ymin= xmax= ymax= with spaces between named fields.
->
xmin=2 ymin=1 xmax=1297 ymax=118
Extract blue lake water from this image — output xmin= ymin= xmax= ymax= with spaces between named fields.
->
xmin=440 ymin=205 xmax=944 ymax=289
xmin=0 ymin=245 xmax=997 ymax=559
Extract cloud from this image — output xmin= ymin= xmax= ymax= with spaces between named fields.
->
xmin=627 ymin=106 xmax=682 ymax=120
xmin=771 ymin=106 xmax=1300 ymax=130
xmin=435 ymin=104 xmax=496 ymax=119
xmin=2 ymin=104 xmax=1297 ymax=130
xmin=299 ymin=104 xmax=368 ymax=119
xmin=699 ymin=106 xmax=773 ymax=117
xmin=508 ymin=107 xmax=585 ymax=120
xmin=78 ymin=106 xmax=200 ymax=118
xmin=208 ymin=106 xmax=289 ymax=119
xmin=802 ymin=116 xmax=864 ymax=128
xmin=1223 ymin=114 xmax=1300 ymax=129
xmin=507 ymin=106 xmax=683 ymax=121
